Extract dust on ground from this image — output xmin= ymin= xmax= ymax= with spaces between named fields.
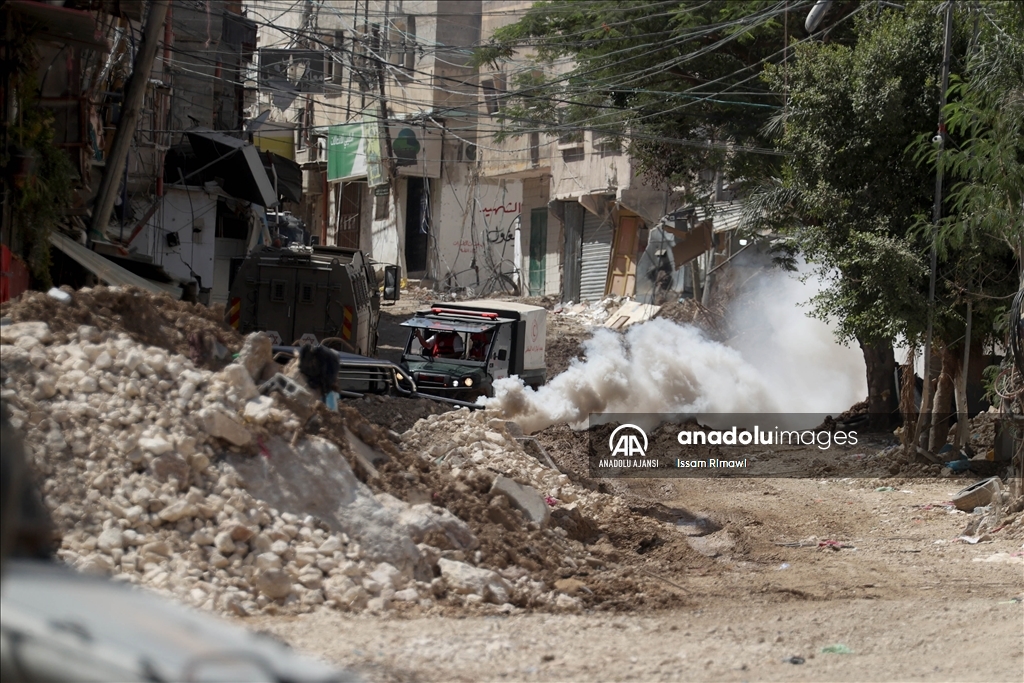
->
xmin=250 ymin=472 xmax=1024 ymax=682
xmin=6 ymin=282 xmax=1022 ymax=683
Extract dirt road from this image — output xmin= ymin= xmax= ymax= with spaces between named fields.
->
xmin=250 ymin=476 xmax=1024 ymax=682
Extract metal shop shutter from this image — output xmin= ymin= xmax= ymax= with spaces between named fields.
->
xmin=578 ymin=209 xmax=613 ymax=302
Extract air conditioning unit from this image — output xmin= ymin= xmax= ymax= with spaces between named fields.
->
xmin=299 ymin=137 xmax=327 ymax=166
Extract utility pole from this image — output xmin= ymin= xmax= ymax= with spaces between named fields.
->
xmin=375 ymin=1 xmax=400 ymax=274
xmin=914 ymin=0 xmax=955 ymax=457
xmin=90 ymin=0 xmax=169 ymax=240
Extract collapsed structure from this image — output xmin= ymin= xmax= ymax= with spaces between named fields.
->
xmin=0 ymin=286 xmax=705 ymax=618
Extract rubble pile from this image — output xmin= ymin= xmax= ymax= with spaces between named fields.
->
xmin=0 ymin=316 xmax=525 ymax=616
xmin=402 ymin=411 xmax=610 ymax=513
xmin=654 ymin=299 xmax=725 ymax=341
xmin=1 ymin=286 xmax=242 ymax=366
xmin=554 ymin=297 xmax=626 ymax=326
xmin=0 ymin=288 xmax=700 ymax=618
xmin=398 ymin=409 xmax=704 ymax=610
xmin=0 ymin=317 xmax=417 ymax=616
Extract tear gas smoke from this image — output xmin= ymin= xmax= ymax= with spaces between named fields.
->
xmin=482 ymin=268 xmax=866 ymax=434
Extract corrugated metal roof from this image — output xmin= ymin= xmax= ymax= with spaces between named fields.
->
xmin=698 ymin=200 xmax=747 ymax=233
xmin=49 ymin=232 xmax=182 ymax=299
xmin=667 ymin=200 xmax=748 ymax=234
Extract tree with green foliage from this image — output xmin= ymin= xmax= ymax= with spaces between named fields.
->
xmin=2 ymin=35 xmax=75 ymax=287
xmin=473 ymin=0 xmax=831 ymax=197
xmin=752 ymin=3 xmax=945 ymax=425
xmin=755 ymin=1 xmax=1020 ymax=436
xmin=912 ymin=1 xmax=1024 ymax=428
xmin=926 ymin=2 xmax=1023 ymax=284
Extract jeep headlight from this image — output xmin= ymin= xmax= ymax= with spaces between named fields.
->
xmin=395 ymin=372 xmax=404 ymax=381
xmin=452 ymin=379 xmax=460 ymax=387
xmin=464 ymin=377 xmax=474 ymax=387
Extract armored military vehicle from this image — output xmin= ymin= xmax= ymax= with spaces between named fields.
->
xmin=226 ymin=245 xmax=386 ymax=356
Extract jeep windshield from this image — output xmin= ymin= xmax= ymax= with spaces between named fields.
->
xmin=400 ymin=317 xmax=496 ymax=363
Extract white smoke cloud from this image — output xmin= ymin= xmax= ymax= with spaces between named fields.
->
xmin=483 ymin=267 xmax=867 ymax=434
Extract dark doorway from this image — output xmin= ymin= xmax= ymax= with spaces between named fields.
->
xmin=335 ymin=182 xmax=362 ymax=249
xmin=529 ymin=208 xmax=547 ymax=295
xmin=404 ymin=177 xmax=429 ymax=275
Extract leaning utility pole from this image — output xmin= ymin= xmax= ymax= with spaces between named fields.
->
xmin=914 ymin=0 xmax=955 ymax=458
xmin=89 ymin=0 xmax=170 ymax=239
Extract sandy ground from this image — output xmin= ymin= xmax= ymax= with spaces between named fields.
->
xmin=250 ymin=292 xmax=1023 ymax=681
xmin=247 ymin=476 xmax=1024 ymax=682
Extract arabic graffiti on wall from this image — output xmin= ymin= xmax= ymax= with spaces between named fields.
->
xmin=480 ymin=201 xmax=521 ymax=218
xmin=453 ymin=238 xmax=487 ymax=254
xmin=486 ymin=214 xmax=520 ymax=244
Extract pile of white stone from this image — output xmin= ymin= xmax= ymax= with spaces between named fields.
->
xmin=0 ymin=320 xmax=559 ymax=616
xmin=402 ymin=409 xmax=625 ymax=527
xmin=553 ymin=296 xmax=627 ymax=326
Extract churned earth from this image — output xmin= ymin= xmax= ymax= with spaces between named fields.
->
xmin=4 ymin=287 xmax=1021 ymax=683
xmin=250 ymin=474 xmax=1024 ymax=682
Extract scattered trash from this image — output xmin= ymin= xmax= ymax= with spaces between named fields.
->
xmin=946 ymin=460 xmax=971 ymax=473
xmin=46 ymin=287 xmax=71 ymax=304
xmin=955 ymin=534 xmax=992 ymax=545
xmin=821 ymin=644 xmax=852 ymax=655
xmin=875 ymin=486 xmax=895 ymax=492
xmin=777 ymin=563 xmax=791 ymax=570
xmin=774 ymin=536 xmax=819 ymax=548
xmin=325 ymin=390 xmax=339 ymax=411
xmin=785 ymin=656 xmax=805 ymax=665
xmin=545 ymin=496 xmax=560 ymax=507
xmin=818 ymin=539 xmax=854 ymax=551
xmin=998 ymin=597 xmax=1022 ymax=604
xmin=951 ymin=477 xmax=1002 ymax=512
xmin=603 ymin=301 xmax=661 ymax=330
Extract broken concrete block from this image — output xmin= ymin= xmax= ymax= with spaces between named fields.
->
xmin=0 ymin=321 xmax=54 ymax=346
xmin=399 ymin=504 xmax=479 ymax=550
xmin=490 ymin=475 xmax=551 ymax=527
xmin=603 ymin=301 xmax=661 ymax=331
xmin=150 ymin=453 xmax=189 ymax=484
xmin=214 ymin=530 xmax=236 ymax=555
xmin=259 ymin=373 xmax=316 ymax=419
xmin=344 ymin=426 xmax=390 ymax=479
xmin=197 ymin=406 xmax=252 ymax=447
xmin=437 ymin=558 xmax=511 ymax=604
xmin=255 ymin=568 xmax=294 ymax=600
xmin=243 ymin=395 xmax=276 ymax=425
xmin=238 ymin=333 xmax=274 ymax=381
xmin=96 ymin=527 xmax=124 ymax=552
xmin=77 ymin=325 xmax=102 ymax=343
xmin=215 ymin=363 xmax=259 ymax=401
xmin=157 ymin=499 xmax=197 ymax=523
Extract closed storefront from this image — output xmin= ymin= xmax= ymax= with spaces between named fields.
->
xmin=578 ymin=207 xmax=613 ymax=302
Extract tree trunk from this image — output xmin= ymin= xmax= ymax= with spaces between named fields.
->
xmin=952 ymin=357 xmax=969 ymax=452
xmin=899 ymin=346 xmax=918 ymax=453
xmin=860 ymin=339 xmax=898 ymax=430
xmin=928 ymin=346 xmax=955 ymax=452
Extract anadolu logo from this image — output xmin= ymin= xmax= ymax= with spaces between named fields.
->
xmin=608 ymin=424 xmax=648 ymax=458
